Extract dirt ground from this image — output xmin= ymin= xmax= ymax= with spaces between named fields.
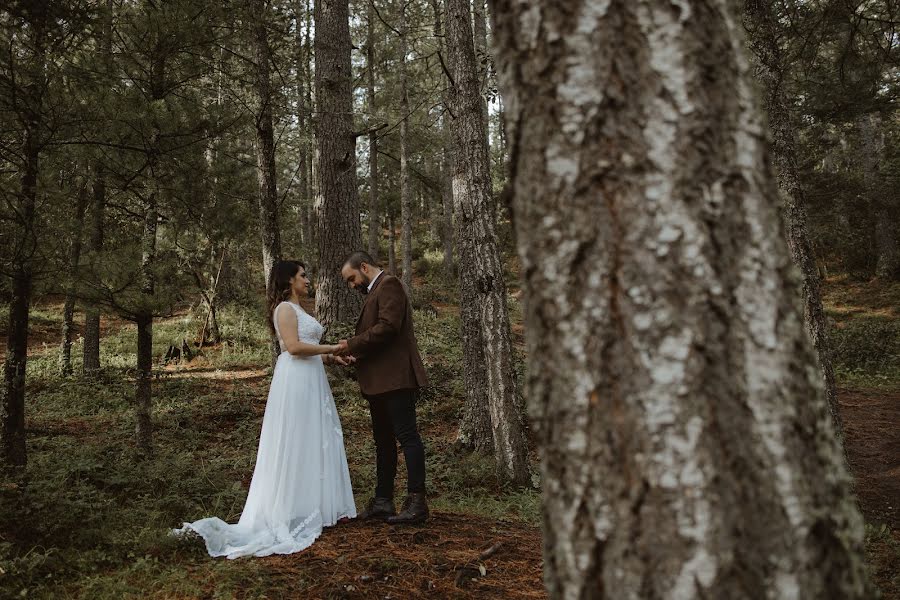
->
xmin=842 ymin=387 xmax=900 ymax=530
xmin=208 ymin=514 xmax=546 ymax=599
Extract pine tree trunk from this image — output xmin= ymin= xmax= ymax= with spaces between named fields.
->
xmin=744 ymin=0 xmax=842 ymax=443
xmin=446 ymin=0 xmax=529 ymax=484
xmin=366 ymin=4 xmax=380 ymax=263
xmin=135 ymin=312 xmax=153 ymax=454
xmin=83 ymin=3 xmax=112 ymax=375
xmin=472 ymin=0 xmax=490 ymax=156
xmin=431 ymin=0 xmax=456 ymax=278
xmin=251 ymin=0 xmax=283 ymax=362
xmin=295 ymin=0 xmax=312 ymax=254
xmin=388 ymin=211 xmax=397 ymax=275
xmin=2 ymin=123 xmax=39 ymax=469
xmin=83 ymin=165 xmax=106 ymax=374
xmin=59 ymin=183 xmax=90 ymax=376
xmin=490 ymin=0 xmax=872 ymax=596
xmin=857 ymin=114 xmax=900 ymax=280
xmin=252 ymin=0 xmax=283 ymax=280
xmin=441 ymin=134 xmax=455 ymax=277
xmin=314 ymin=0 xmax=364 ymax=327
xmin=135 ymin=182 xmax=157 ymax=456
xmin=399 ymin=4 xmax=414 ymax=293
xmin=1 ymin=8 xmax=47 ymax=468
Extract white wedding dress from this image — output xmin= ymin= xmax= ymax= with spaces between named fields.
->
xmin=173 ymin=301 xmax=356 ymax=558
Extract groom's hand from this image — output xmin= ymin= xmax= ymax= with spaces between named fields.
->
xmin=332 ymin=354 xmax=355 ymax=366
xmin=334 ymin=339 xmax=351 ymax=356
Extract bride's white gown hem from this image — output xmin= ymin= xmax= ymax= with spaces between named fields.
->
xmin=172 ymin=301 xmax=356 ymax=559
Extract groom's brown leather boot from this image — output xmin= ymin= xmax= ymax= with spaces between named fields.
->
xmin=360 ymin=496 xmax=395 ymax=520
xmin=386 ymin=493 xmax=429 ymax=525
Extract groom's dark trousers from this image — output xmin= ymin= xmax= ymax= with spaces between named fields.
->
xmin=346 ymin=273 xmax=429 ymax=498
xmin=365 ymin=389 xmax=426 ymax=496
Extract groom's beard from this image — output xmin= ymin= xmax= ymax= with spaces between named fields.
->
xmin=354 ymin=274 xmax=371 ymax=294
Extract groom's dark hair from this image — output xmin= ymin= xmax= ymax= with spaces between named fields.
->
xmin=345 ymin=251 xmax=377 ymax=270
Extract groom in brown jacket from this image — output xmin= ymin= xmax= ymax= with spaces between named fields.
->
xmin=337 ymin=251 xmax=429 ymax=524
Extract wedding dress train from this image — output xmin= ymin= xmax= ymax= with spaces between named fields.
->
xmin=173 ymin=301 xmax=356 ymax=558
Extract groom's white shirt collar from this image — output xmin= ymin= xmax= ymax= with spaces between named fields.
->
xmin=367 ymin=270 xmax=384 ymax=292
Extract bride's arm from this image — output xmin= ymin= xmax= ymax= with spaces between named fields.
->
xmin=275 ymin=304 xmax=340 ymax=357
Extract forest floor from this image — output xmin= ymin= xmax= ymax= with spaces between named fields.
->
xmin=0 ymin=274 xmax=898 ymax=599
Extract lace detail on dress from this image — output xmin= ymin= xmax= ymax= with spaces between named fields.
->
xmin=274 ymin=302 xmax=325 ymax=350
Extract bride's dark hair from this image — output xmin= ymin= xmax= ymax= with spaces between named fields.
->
xmin=266 ymin=260 xmax=306 ymax=335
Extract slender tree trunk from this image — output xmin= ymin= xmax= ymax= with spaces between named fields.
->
xmin=446 ymin=0 xmax=529 ymax=484
xmin=490 ymin=0 xmax=872 ymax=597
xmin=441 ymin=133 xmax=455 ymax=277
xmin=314 ymin=0 xmax=364 ymax=326
xmin=857 ymin=114 xmax=900 ymax=280
xmin=388 ymin=211 xmax=397 ymax=275
xmin=1 ymin=7 xmax=48 ymax=468
xmin=135 ymin=312 xmax=153 ymax=454
xmin=83 ymin=2 xmax=112 ymax=376
xmin=134 ymin=181 xmax=158 ymax=456
xmin=250 ymin=0 xmax=283 ymax=362
xmin=472 ymin=0 xmax=490 ymax=156
xmin=252 ymin=0 xmax=282 ymax=283
xmin=83 ymin=165 xmax=106 ymax=374
xmin=744 ymin=0 xmax=842 ymax=443
xmin=367 ymin=4 xmax=380 ymax=262
xmin=295 ymin=0 xmax=312 ymax=254
xmin=431 ymin=0 xmax=456 ymax=278
xmin=59 ymin=183 xmax=90 ymax=375
xmin=2 ymin=123 xmax=39 ymax=469
xmin=399 ymin=3 xmax=414 ymax=293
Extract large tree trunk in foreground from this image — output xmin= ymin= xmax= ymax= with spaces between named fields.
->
xmin=446 ymin=0 xmax=529 ymax=484
xmin=744 ymin=0 xmax=842 ymax=443
xmin=314 ymin=0 xmax=364 ymax=326
xmin=490 ymin=0 xmax=872 ymax=597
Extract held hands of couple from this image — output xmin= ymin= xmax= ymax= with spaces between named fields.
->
xmin=325 ymin=340 xmax=355 ymax=366
xmin=333 ymin=339 xmax=352 ymax=357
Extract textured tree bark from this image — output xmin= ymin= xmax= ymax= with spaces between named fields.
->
xmin=744 ymin=0 xmax=842 ymax=443
xmin=59 ymin=183 xmax=90 ymax=376
xmin=446 ymin=0 xmax=529 ymax=484
xmin=366 ymin=3 xmax=380 ymax=263
xmin=314 ymin=0 xmax=364 ymax=326
xmin=83 ymin=164 xmax=106 ymax=374
xmin=399 ymin=3 xmax=414 ymax=294
xmin=490 ymin=0 xmax=872 ymax=597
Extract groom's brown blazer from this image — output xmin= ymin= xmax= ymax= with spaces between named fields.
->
xmin=347 ymin=273 xmax=428 ymax=396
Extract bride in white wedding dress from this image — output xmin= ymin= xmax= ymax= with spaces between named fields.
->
xmin=173 ymin=260 xmax=357 ymax=559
